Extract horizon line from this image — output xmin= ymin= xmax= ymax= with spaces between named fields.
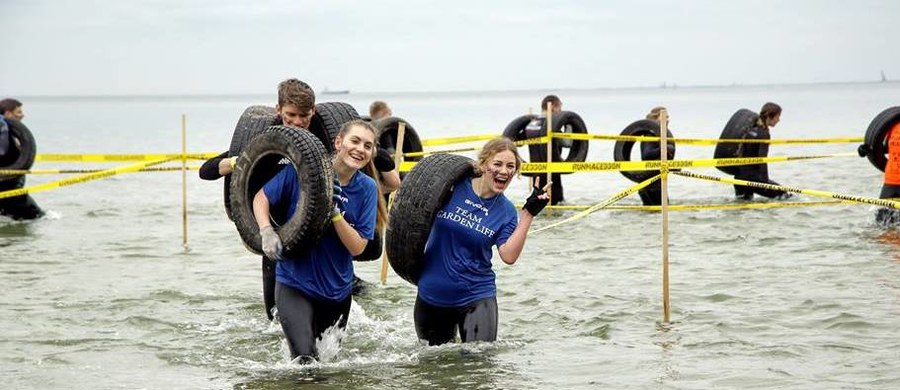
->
xmin=14 ymin=78 xmax=899 ymax=100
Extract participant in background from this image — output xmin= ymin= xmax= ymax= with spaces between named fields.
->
xmin=733 ymin=102 xmax=792 ymax=200
xmin=199 ymin=78 xmax=317 ymax=320
xmin=0 ymin=98 xmax=44 ymax=220
xmin=638 ymin=106 xmax=675 ymax=206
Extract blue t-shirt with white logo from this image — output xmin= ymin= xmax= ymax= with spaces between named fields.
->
xmin=418 ymin=177 xmax=518 ymax=307
xmin=263 ymin=165 xmax=377 ymax=302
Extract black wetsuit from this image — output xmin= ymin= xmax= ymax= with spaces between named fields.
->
xmin=637 ymin=140 xmax=675 ymax=206
xmin=525 ymin=117 xmax=564 ymax=205
xmin=414 ymin=296 xmax=498 ymax=346
xmin=0 ymin=118 xmax=44 ymax=220
xmin=733 ymin=124 xmax=789 ymax=200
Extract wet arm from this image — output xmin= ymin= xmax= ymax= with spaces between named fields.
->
xmin=333 ymin=217 xmax=368 ymax=256
xmin=497 ymin=211 xmax=536 ymax=265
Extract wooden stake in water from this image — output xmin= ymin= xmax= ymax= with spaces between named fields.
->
xmin=181 ymin=114 xmax=189 ymax=251
xmin=381 ymin=122 xmax=407 ymax=284
xmin=545 ymin=102 xmax=553 ymax=201
xmin=660 ymin=109 xmax=670 ymax=323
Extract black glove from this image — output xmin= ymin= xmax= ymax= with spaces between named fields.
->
xmin=858 ymin=144 xmax=870 ymax=157
xmin=523 ymin=186 xmax=550 ymax=216
xmin=332 ymin=177 xmax=344 ymax=221
xmin=373 ymin=147 xmax=396 ymax=172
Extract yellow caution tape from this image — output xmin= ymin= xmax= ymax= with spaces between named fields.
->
xmin=673 ymin=170 xmax=900 ymax=209
xmin=532 ymin=175 xmax=660 ymax=233
xmin=519 ymin=200 xmax=848 ymax=211
xmin=399 ymin=153 xmax=855 ymax=173
xmin=0 ymin=165 xmax=201 ymax=176
xmin=0 ymin=158 xmax=173 ymax=200
xmin=518 ymin=153 xmax=856 ymax=173
xmin=35 ymin=152 xmax=220 ymax=162
xmin=550 ymin=132 xmax=863 ymax=145
xmin=416 ymin=132 xmax=862 ymax=148
xmin=420 ymin=134 xmax=498 ymax=147
xmin=402 ymin=137 xmax=550 ymax=158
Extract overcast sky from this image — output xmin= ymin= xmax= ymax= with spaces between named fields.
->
xmin=2 ymin=0 xmax=899 ymax=96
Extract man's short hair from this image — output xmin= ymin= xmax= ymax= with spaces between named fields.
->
xmin=540 ymin=95 xmax=561 ymax=112
xmin=369 ymin=100 xmax=391 ymax=118
xmin=277 ymin=79 xmax=315 ymax=113
xmin=0 ymin=98 xmax=22 ymax=114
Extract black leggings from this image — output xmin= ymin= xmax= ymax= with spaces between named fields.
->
xmin=262 ymin=256 xmax=276 ymax=320
xmin=414 ymin=296 xmax=498 ymax=346
xmin=876 ymin=184 xmax=900 ymax=224
xmin=275 ymin=282 xmax=351 ymax=362
xmin=0 ymin=179 xmax=43 ymax=220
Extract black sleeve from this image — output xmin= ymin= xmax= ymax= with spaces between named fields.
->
xmin=640 ymin=142 xmax=661 ymax=161
xmin=353 ymin=231 xmax=383 ymax=261
xmin=0 ymin=120 xmax=9 ymax=157
xmin=373 ymin=147 xmax=396 ymax=172
xmin=199 ymin=151 xmax=229 ymax=180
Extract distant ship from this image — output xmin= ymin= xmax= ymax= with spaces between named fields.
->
xmin=321 ymin=87 xmax=350 ymax=95
xmin=881 ymin=70 xmax=888 ymax=82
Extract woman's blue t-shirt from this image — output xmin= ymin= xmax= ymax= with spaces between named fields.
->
xmin=263 ymin=165 xmax=377 ymax=302
xmin=417 ymin=177 xmax=518 ymax=307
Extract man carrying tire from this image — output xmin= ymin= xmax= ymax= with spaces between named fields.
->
xmin=199 ymin=79 xmax=317 ymax=321
xmin=525 ymin=95 xmax=565 ymax=205
xmin=0 ymin=98 xmax=44 ymax=220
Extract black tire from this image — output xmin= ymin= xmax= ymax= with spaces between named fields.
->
xmin=613 ymin=119 xmax=676 ymax=183
xmin=224 ymin=106 xmax=278 ymax=220
xmin=550 ymin=111 xmax=590 ymax=165
xmin=353 ymin=230 xmax=382 ymax=261
xmin=385 ymin=153 xmax=476 ymax=285
xmin=372 ymin=116 xmax=424 ymax=177
xmin=502 ymin=114 xmax=536 ymax=142
xmin=230 ymin=126 xmax=333 ymax=257
xmin=0 ymin=119 xmax=37 ymax=184
xmin=714 ymin=109 xmax=758 ymax=175
xmin=863 ymin=106 xmax=900 ymax=171
xmin=309 ymin=102 xmax=361 ymax=154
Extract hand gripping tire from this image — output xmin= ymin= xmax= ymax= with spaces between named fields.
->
xmin=309 ymin=102 xmax=361 ymax=154
xmin=862 ymin=106 xmax=900 ymax=172
xmin=223 ymin=106 xmax=278 ymax=220
xmin=385 ymin=153 xmax=476 ymax=285
xmin=230 ymin=126 xmax=333 ymax=257
xmin=371 ymin=116 xmax=424 ymax=177
xmin=613 ymin=119 xmax=676 ymax=183
xmin=713 ymin=109 xmax=758 ymax=175
xmin=0 ymin=119 xmax=37 ymax=184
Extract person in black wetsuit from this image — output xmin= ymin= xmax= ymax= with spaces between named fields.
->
xmin=0 ymin=98 xmax=44 ymax=220
xmin=525 ymin=95 xmax=564 ymax=205
xmin=733 ymin=102 xmax=792 ymax=200
xmin=200 ymin=79 xmax=318 ymax=320
xmin=638 ymin=106 xmax=676 ymax=206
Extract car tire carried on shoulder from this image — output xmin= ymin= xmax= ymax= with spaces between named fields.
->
xmin=309 ymin=102 xmax=361 ymax=153
xmin=230 ymin=125 xmax=333 ymax=257
xmin=372 ymin=116 xmax=424 ymax=176
xmin=713 ymin=108 xmax=758 ymax=175
xmin=0 ymin=119 xmax=37 ymax=184
xmin=223 ymin=106 xmax=278 ymax=220
xmin=862 ymin=106 xmax=900 ymax=172
xmin=385 ymin=153 xmax=476 ymax=285
xmin=613 ymin=119 xmax=676 ymax=183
